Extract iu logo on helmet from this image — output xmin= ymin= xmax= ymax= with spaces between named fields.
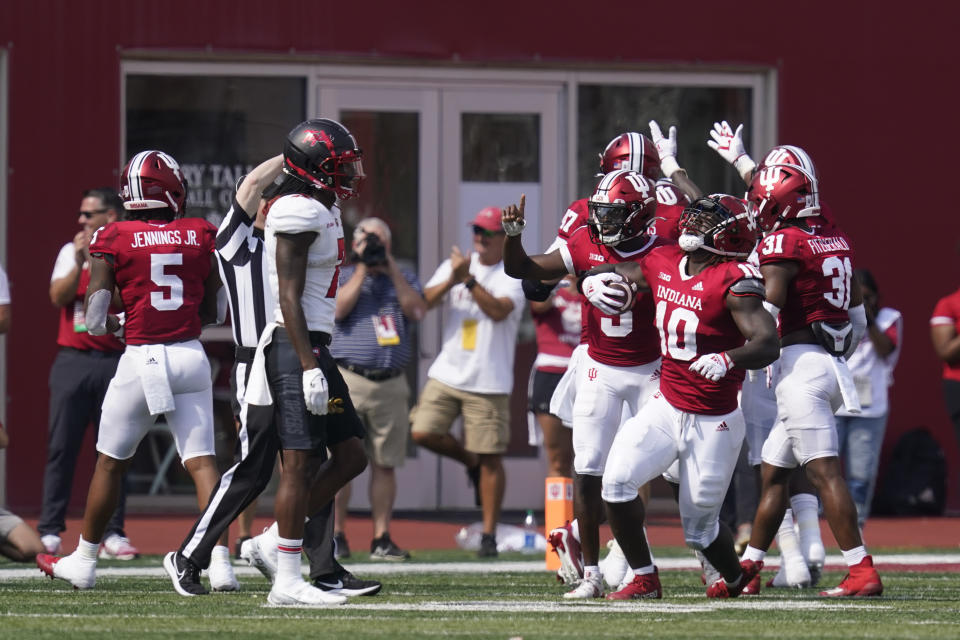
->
xmin=587 ymin=367 xmax=598 ymax=381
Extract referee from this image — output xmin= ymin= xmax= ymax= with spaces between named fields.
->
xmin=163 ymin=154 xmax=380 ymax=597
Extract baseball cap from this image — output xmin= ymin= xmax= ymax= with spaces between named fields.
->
xmin=469 ymin=206 xmax=503 ymax=232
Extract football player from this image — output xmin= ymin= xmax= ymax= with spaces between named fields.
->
xmin=709 ymin=131 xmax=830 ymax=587
xmin=503 ymin=170 xmax=668 ymax=598
xmin=579 ymin=195 xmax=779 ymax=599
xmin=37 ymin=151 xmax=228 ymax=589
xmin=737 ymin=160 xmax=882 ymax=597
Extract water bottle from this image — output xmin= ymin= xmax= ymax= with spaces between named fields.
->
xmin=523 ymin=509 xmax=537 ymax=553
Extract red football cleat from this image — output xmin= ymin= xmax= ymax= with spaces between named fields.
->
xmin=36 ymin=553 xmax=59 ymax=579
xmin=706 ymin=560 xmax=763 ymax=598
xmin=820 ymin=555 xmax=883 ymax=597
xmin=741 ymin=568 xmax=762 ymax=595
xmin=548 ymin=521 xmax=583 ymax=585
xmin=606 ymin=569 xmax=662 ymax=600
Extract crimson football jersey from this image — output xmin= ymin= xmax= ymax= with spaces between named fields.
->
xmin=756 ymin=225 xmax=855 ymax=337
xmin=559 ymin=226 xmax=669 ymax=367
xmin=641 ymin=245 xmax=762 ymax=415
xmin=532 ymin=282 xmax=581 ymax=373
xmin=90 ymin=217 xmax=217 ymax=345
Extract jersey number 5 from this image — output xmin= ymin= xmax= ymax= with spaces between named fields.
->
xmin=150 ymin=254 xmax=184 ymax=311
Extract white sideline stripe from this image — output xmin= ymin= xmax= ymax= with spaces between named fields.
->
xmin=3 ymin=553 xmax=957 ymax=582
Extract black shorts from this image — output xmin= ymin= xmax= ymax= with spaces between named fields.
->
xmin=529 ymin=369 xmax=564 ymax=416
xmin=266 ymin=327 xmax=365 ymax=451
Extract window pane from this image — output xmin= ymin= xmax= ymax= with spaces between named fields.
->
xmin=578 ymin=85 xmax=752 ymax=198
xmin=126 ymin=75 xmax=305 ymax=224
xmin=461 ymin=113 xmax=540 ymax=182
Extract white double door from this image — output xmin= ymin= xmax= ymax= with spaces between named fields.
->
xmin=319 ymin=81 xmax=563 ymax=510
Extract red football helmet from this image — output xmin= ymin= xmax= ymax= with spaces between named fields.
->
xmin=598 ymin=132 xmax=660 ymax=180
xmin=654 ymin=178 xmax=692 ymax=207
xmin=120 ymin=150 xmax=187 ymax=218
xmin=678 ymin=195 xmax=759 ymax=259
xmin=283 ymin=118 xmax=364 ymax=200
xmin=587 ymin=170 xmax=658 ymax=246
xmin=756 ymin=144 xmax=817 ymax=178
xmin=746 ymin=162 xmax=820 ymax=233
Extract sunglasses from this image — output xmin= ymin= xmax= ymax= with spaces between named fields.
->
xmin=79 ymin=208 xmax=109 ymax=219
xmin=472 ymin=225 xmax=503 ymax=238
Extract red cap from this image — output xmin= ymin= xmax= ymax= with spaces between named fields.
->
xmin=469 ymin=206 xmax=502 ymax=232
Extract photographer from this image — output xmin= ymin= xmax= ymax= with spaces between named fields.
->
xmin=330 ymin=217 xmax=426 ymax=560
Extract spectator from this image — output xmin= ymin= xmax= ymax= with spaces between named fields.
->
xmin=0 ymin=264 xmax=46 ymax=562
xmin=331 ymin=217 xmax=426 ymax=561
xmin=835 ymin=269 xmax=902 ymax=528
xmin=528 ymin=275 xmax=579 ymax=478
xmin=929 ymin=280 xmax=960 ymax=498
xmin=411 ymin=206 xmax=525 ymax=558
xmin=39 ymin=187 xmax=137 ymax=560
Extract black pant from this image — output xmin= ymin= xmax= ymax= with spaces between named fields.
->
xmin=178 ymin=355 xmax=338 ymax=576
xmin=38 ymin=348 xmax=127 ymax=537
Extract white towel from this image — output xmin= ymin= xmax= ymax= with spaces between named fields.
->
xmin=548 ymin=343 xmax=586 ymax=428
xmin=830 ymin=356 xmax=861 ymax=414
xmin=138 ymin=344 xmax=175 ymax=415
xmin=244 ymin=323 xmax=278 ymax=407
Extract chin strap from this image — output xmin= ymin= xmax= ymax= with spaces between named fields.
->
xmin=86 ymin=289 xmax=112 ymax=336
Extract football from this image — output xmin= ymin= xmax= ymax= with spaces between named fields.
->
xmin=606 ymin=280 xmax=636 ymax=313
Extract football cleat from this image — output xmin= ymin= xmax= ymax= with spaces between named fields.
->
xmin=706 ymin=560 xmax=763 ymax=598
xmin=600 ymin=539 xmax=630 ymax=589
xmin=562 ymin=573 xmax=604 ymax=599
xmin=548 ymin=522 xmax=583 ymax=585
xmin=240 ymin=530 xmax=278 ymax=583
xmin=819 ymin=555 xmax=883 ymax=597
xmin=208 ymin=548 xmax=240 ymax=592
xmin=99 ymin=534 xmax=140 ymax=560
xmin=766 ymin=555 xmax=812 ymax=589
xmin=267 ymin=580 xmax=347 ymax=607
xmin=695 ymin=549 xmax=722 ymax=587
xmin=37 ymin=553 xmax=96 ymax=590
xmin=163 ymin=551 xmax=208 ymax=597
xmin=605 ymin=569 xmax=662 ymax=600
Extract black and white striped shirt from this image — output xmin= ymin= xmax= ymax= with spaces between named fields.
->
xmin=215 ymin=195 xmax=273 ymax=348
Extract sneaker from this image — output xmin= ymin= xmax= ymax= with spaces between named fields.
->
xmin=548 ymin=522 xmax=583 ymax=584
xmin=314 ymin=569 xmax=382 ymax=597
xmin=706 ymin=560 xmax=763 ymax=598
xmin=370 ymin=533 xmax=411 ymax=561
xmin=600 ymin=539 xmax=630 ymax=589
xmin=240 ymin=530 xmax=277 ymax=583
xmin=606 ymin=569 xmax=662 ymax=600
xmin=208 ymin=548 xmax=240 ymax=592
xmin=268 ymin=580 xmax=347 ymax=607
xmin=563 ymin=572 xmax=603 ymax=599
xmin=820 ymin=555 xmax=883 ymax=597
xmin=767 ymin=554 xmax=812 ymax=589
xmin=37 ymin=553 xmax=96 ymax=590
xmin=333 ymin=532 xmax=351 ymax=560
xmin=477 ymin=533 xmax=498 ymax=558
xmin=466 ymin=464 xmax=482 ymax=507
xmin=40 ymin=534 xmax=62 ymax=555
xmin=233 ymin=536 xmax=251 ymax=561
xmin=99 ymin=534 xmax=140 ymax=560
xmin=163 ymin=551 xmax=208 ymax=597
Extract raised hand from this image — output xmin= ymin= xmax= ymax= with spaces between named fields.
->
xmin=706 ymin=121 xmax=756 ymax=181
xmin=649 ymin=120 xmax=680 ymax=177
xmin=502 ymin=194 xmax=527 ymax=237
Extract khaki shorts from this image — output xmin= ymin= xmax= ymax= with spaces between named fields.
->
xmin=410 ymin=378 xmax=510 ymax=455
xmin=339 ymin=366 xmax=411 ymax=468
xmin=0 ymin=507 xmax=24 ymax=538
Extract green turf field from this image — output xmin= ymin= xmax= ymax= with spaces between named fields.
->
xmin=1 ymin=550 xmax=958 ymax=639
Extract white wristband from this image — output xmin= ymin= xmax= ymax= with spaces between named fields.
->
xmin=734 ymin=155 xmax=757 ymax=182
xmin=660 ymin=156 xmax=681 ymax=178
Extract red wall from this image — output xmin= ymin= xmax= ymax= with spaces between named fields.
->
xmin=2 ymin=0 xmax=959 ymax=512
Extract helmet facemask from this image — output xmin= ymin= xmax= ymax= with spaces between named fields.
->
xmin=679 ymin=197 xmax=758 ymax=260
xmin=587 ymin=201 xmax=644 ymax=246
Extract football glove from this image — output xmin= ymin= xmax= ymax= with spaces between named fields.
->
xmin=707 ymin=121 xmax=756 ymax=182
xmin=689 ymin=352 xmax=733 ymax=382
xmin=581 ymin=272 xmax=630 ymax=316
xmin=649 ymin=120 xmax=681 ymax=177
xmin=302 ymin=367 xmax=329 ymax=416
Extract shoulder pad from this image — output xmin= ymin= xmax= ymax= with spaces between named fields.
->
xmin=267 ymin=194 xmax=325 ymax=234
xmin=729 ymin=277 xmax=765 ymax=298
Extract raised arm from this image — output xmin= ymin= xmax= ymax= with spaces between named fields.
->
xmin=649 ymin=121 xmax=703 ymax=201
xmin=236 ymin=154 xmax=284 ymax=218
xmin=501 ymin=194 xmax=569 ymax=281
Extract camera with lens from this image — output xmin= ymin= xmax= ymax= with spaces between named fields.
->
xmin=360 ymin=231 xmax=388 ymax=266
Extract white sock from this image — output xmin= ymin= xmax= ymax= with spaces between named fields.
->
xmin=632 ymin=563 xmax=656 ymax=576
xmin=841 ymin=546 xmax=867 ymax=566
xmin=275 ymin=536 xmax=303 ymax=586
xmin=741 ymin=545 xmax=766 ymax=563
xmin=571 ymin=519 xmax=580 ymax=543
xmin=790 ymin=493 xmax=824 ymax=562
xmin=211 ymin=545 xmax=230 ymax=562
xmin=583 ymin=565 xmax=600 ymax=580
xmin=76 ymin=536 xmax=99 ymax=561
xmin=266 ymin=521 xmax=280 ymax=538
xmin=775 ymin=509 xmax=804 ymax=562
